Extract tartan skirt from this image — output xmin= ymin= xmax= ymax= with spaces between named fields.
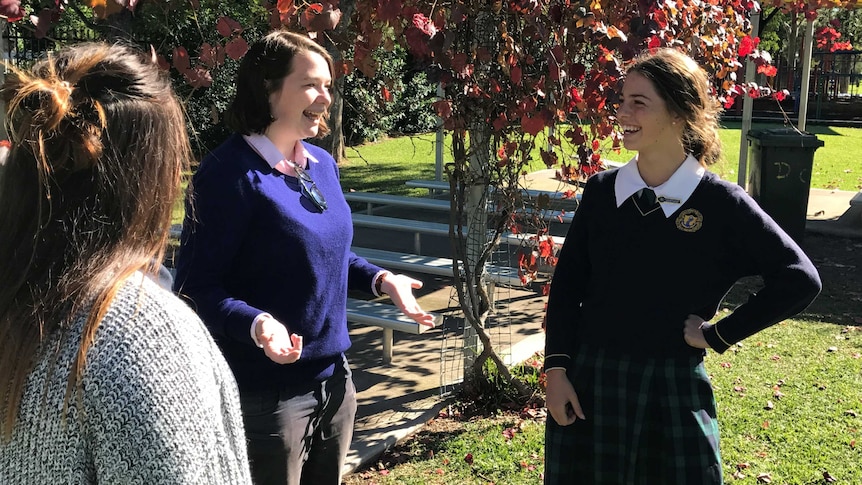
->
xmin=544 ymin=345 xmax=722 ymax=485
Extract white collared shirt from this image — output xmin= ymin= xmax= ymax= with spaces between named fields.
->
xmin=614 ymin=154 xmax=705 ymax=218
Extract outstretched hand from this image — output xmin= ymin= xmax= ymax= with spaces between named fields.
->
xmin=380 ymin=272 xmax=436 ymax=328
xmin=545 ymin=369 xmax=585 ymax=426
xmin=256 ymin=316 xmax=304 ymax=364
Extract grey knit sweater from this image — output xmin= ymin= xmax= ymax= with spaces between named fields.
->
xmin=0 ymin=273 xmax=252 ymax=484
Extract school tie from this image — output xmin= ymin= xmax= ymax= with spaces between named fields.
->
xmin=638 ymin=188 xmax=656 ymax=206
xmin=634 ymin=188 xmax=660 ymax=216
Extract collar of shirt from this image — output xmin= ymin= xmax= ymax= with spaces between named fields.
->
xmin=241 ymin=134 xmax=319 ymax=170
xmin=613 ymin=154 xmax=705 ymax=218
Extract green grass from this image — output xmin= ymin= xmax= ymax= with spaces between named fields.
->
xmin=341 ymin=134 xmax=441 ymax=196
xmin=340 ymin=123 xmax=862 ymax=194
xmin=355 ymin=415 xmax=546 ymax=485
xmin=348 ymin=320 xmax=862 ymax=484
xmin=608 ymin=122 xmax=862 ymax=192
xmin=706 ymin=319 xmax=862 ymax=483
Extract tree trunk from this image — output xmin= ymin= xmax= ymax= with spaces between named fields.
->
xmin=323 ymin=77 xmax=346 ymax=162
xmin=0 ymin=23 xmax=7 ymax=142
xmin=316 ymin=0 xmax=355 ymax=162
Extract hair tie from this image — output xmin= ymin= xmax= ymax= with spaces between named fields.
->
xmin=59 ymin=80 xmax=73 ymax=96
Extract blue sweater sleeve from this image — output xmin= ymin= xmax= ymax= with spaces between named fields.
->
xmin=173 ymin=154 xmax=263 ymax=347
xmin=702 ymin=185 xmax=822 ymax=353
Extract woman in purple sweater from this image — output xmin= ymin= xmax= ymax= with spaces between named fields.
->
xmin=173 ymin=30 xmax=435 ymax=485
xmin=543 ymin=49 xmax=821 ymax=483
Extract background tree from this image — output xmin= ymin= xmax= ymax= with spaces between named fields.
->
xmin=4 ymin=0 xmax=857 ymax=398
xmin=346 ymin=0 xmax=775 ymax=397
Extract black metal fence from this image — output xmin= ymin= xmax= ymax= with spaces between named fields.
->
xmin=770 ymin=50 xmax=862 ymax=99
xmin=3 ymin=21 xmax=99 ymax=69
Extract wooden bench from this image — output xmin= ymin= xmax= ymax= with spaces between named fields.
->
xmin=352 ymin=213 xmax=564 ymax=254
xmin=405 ymin=179 xmax=583 ymax=204
xmin=344 ymin=191 xmax=574 ymax=224
xmin=352 ymin=246 xmax=524 ymax=287
xmin=352 ymin=213 xmax=448 ymax=254
xmin=344 ymin=191 xmax=450 ymax=214
xmin=346 ymin=298 xmax=439 ymax=364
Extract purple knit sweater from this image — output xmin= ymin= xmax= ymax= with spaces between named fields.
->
xmin=174 ymin=134 xmax=381 ymax=391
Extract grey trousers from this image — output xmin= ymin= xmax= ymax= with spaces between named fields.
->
xmin=240 ymin=356 xmax=357 ymax=485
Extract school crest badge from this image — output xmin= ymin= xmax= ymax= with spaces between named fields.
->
xmin=675 ymin=209 xmax=703 ymax=232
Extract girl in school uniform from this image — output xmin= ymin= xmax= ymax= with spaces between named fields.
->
xmin=542 ymin=48 xmax=822 ymax=484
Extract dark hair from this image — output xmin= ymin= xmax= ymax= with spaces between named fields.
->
xmin=225 ymin=30 xmax=334 ymax=136
xmin=0 ymin=43 xmax=192 ymax=438
xmin=628 ymin=48 xmax=723 ymax=166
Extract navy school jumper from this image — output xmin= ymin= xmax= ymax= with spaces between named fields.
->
xmin=544 ymin=168 xmax=822 ymax=369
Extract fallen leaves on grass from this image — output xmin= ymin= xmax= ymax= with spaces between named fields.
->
xmin=756 ymin=472 xmax=772 ymax=483
xmin=824 ymin=470 xmax=837 ymax=482
xmin=764 ymin=400 xmax=775 ymax=410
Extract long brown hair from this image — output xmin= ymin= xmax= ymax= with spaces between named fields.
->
xmin=0 ymin=43 xmax=192 ymax=439
xmin=628 ymin=48 xmax=723 ymax=166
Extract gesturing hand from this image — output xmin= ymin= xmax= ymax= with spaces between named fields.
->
xmin=683 ymin=314 xmax=711 ymax=349
xmin=545 ymin=369 xmax=585 ymax=426
xmin=379 ymin=272 xmax=437 ymax=328
xmin=256 ymin=316 xmax=304 ymax=364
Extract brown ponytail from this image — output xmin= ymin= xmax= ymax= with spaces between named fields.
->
xmin=0 ymin=43 xmax=192 ymax=439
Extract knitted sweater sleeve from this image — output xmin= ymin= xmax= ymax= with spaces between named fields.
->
xmin=702 ymin=185 xmax=822 ymax=353
xmin=543 ymin=176 xmax=597 ymax=371
xmin=82 ymin=281 xmax=252 ymax=484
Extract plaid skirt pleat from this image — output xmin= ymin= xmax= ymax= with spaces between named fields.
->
xmin=544 ymin=346 xmax=723 ymax=485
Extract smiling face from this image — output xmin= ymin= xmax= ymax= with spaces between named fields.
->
xmin=265 ymin=50 xmax=332 ymax=147
xmin=616 ymin=71 xmax=684 ymax=158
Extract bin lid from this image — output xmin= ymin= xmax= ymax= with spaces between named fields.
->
xmin=746 ymin=127 xmax=824 ymax=148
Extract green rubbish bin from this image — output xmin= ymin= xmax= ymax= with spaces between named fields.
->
xmin=747 ymin=128 xmax=824 ymax=242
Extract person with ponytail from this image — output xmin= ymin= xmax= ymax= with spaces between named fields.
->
xmin=542 ymin=48 xmax=821 ymax=483
xmin=0 ymin=43 xmax=252 ymax=484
